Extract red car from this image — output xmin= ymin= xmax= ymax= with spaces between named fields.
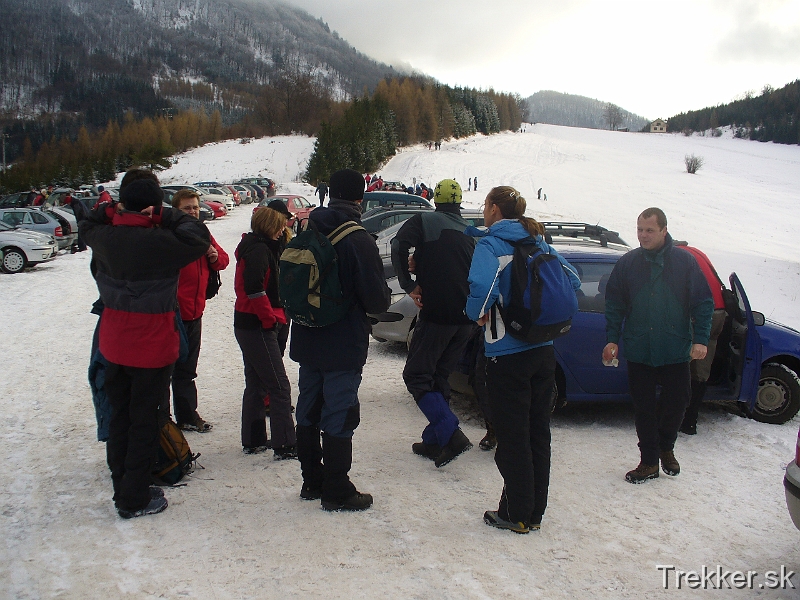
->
xmin=252 ymin=194 xmax=315 ymax=231
xmin=225 ymin=185 xmax=242 ymax=206
xmin=203 ymin=199 xmax=227 ymax=219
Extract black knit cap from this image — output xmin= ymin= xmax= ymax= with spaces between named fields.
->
xmin=267 ymin=199 xmax=292 ymax=218
xmin=329 ymin=169 xmax=365 ymax=202
xmin=120 ymin=179 xmax=164 ymax=213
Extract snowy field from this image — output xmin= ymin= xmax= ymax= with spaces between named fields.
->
xmin=2 ymin=125 xmax=800 ymax=599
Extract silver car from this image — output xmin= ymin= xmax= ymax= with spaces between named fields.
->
xmin=0 ymin=221 xmax=58 ymax=273
xmin=0 ymin=208 xmax=74 ymax=250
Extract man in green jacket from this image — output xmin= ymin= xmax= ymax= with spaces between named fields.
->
xmin=602 ymin=208 xmax=713 ymax=484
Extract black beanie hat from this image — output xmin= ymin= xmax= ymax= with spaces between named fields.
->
xmin=329 ymin=169 xmax=365 ymax=202
xmin=267 ymin=199 xmax=292 ymax=218
xmin=120 ymin=179 xmax=164 ymax=213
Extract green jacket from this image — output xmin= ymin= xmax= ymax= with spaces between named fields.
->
xmin=605 ymin=234 xmax=713 ymax=367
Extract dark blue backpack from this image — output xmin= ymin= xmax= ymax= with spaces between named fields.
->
xmin=495 ymin=242 xmax=579 ymax=344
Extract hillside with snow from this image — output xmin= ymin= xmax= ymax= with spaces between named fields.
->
xmin=3 ymin=125 xmax=800 ymax=599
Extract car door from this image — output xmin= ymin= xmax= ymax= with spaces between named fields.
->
xmin=727 ymin=273 xmax=762 ymax=405
xmin=552 ymin=258 xmax=630 ymax=399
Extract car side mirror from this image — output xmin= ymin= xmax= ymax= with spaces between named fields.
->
xmin=752 ymin=311 xmax=765 ymax=326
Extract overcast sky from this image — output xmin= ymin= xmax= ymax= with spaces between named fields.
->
xmin=277 ymin=0 xmax=800 ymax=119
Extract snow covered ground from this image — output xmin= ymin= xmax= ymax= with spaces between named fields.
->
xmin=2 ymin=126 xmax=800 ymax=599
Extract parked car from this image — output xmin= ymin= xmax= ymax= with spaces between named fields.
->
xmin=230 ymin=184 xmax=254 ymax=204
xmin=0 ymin=192 xmax=33 ymax=208
xmin=0 ymin=207 xmax=74 ymax=249
xmin=200 ymin=187 xmax=236 ymax=210
xmin=237 ymin=177 xmax=276 ymax=197
xmin=362 ymin=206 xmax=433 ymax=235
xmin=253 ymin=194 xmax=314 ymax=231
xmin=372 ymin=208 xmax=485 ymax=258
xmin=203 ymin=200 xmax=227 ymax=219
xmin=361 ymin=191 xmax=432 ymax=212
xmin=370 ymin=221 xmax=800 ymax=425
xmin=0 ymin=221 xmax=58 ymax=273
xmin=784 ymin=429 xmax=800 ymax=530
xmin=224 ymin=185 xmax=242 ymax=205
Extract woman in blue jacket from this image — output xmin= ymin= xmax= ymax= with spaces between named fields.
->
xmin=466 ymin=186 xmax=580 ymax=533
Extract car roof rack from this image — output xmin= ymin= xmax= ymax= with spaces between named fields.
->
xmin=540 ymin=222 xmax=628 ymax=247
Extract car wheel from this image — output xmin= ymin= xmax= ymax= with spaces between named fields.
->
xmin=750 ymin=363 xmax=800 ymax=424
xmin=1 ymin=247 xmax=27 ymax=274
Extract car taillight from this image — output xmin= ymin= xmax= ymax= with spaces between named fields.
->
xmin=54 ymin=226 xmax=63 ymax=237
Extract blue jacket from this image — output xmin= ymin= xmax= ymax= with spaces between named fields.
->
xmin=466 ymin=219 xmax=581 ymax=357
xmin=605 ymin=233 xmax=713 ymax=366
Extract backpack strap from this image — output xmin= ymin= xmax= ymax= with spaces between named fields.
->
xmin=328 ymin=221 xmax=364 ymax=245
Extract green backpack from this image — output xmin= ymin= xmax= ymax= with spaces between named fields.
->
xmin=279 ymin=220 xmax=364 ymax=327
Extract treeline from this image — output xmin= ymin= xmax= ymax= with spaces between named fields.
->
xmin=305 ymin=78 xmax=524 ymax=182
xmin=0 ymin=110 xmax=223 ymax=192
xmin=667 ymin=80 xmax=800 ymax=144
xmin=525 ymin=90 xmax=650 ymax=131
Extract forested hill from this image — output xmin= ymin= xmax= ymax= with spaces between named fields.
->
xmin=0 ymin=0 xmax=397 ymax=148
xmin=666 ymin=80 xmax=800 ymax=144
xmin=525 ymin=90 xmax=650 ymax=131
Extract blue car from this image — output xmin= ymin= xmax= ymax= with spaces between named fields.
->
xmin=373 ymin=222 xmax=800 ymax=425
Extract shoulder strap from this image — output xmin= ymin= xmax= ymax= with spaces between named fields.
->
xmin=328 ymin=221 xmax=365 ymax=245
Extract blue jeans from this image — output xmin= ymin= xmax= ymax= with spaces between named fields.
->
xmin=296 ymin=367 xmax=362 ymax=438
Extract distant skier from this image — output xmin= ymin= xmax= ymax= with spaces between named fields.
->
xmin=473 ymin=177 xmax=478 ymax=191
xmin=315 ymin=181 xmax=328 ymax=206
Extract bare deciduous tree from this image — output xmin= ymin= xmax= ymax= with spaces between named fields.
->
xmin=685 ymin=154 xmax=704 ymax=174
xmin=603 ymin=103 xmax=623 ymax=130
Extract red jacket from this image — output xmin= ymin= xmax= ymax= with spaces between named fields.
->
xmin=177 ymin=234 xmax=229 ymax=321
xmin=233 ymin=232 xmax=285 ymax=330
xmin=680 ymin=246 xmax=725 ymax=310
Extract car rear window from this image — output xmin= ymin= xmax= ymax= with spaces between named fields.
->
xmin=570 ymin=261 xmax=615 ymax=313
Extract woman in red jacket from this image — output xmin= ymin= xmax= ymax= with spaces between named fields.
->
xmin=170 ymin=190 xmax=230 ymax=432
xmin=234 ymin=205 xmax=297 ymax=458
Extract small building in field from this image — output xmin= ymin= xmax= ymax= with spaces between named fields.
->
xmin=650 ymin=119 xmax=667 ymax=133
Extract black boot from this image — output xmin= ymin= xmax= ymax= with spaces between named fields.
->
xmin=297 ymin=425 xmax=323 ymax=499
xmin=321 ymin=433 xmax=371 ymax=511
xmin=680 ymin=380 xmax=706 ymax=435
xmin=479 ymin=422 xmax=497 ymax=451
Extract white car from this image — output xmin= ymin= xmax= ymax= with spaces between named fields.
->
xmin=200 ymin=187 xmax=236 ymax=210
xmin=0 ymin=221 xmax=58 ymax=273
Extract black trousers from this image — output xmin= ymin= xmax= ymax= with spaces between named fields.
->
xmin=403 ymin=320 xmax=474 ymax=401
xmin=171 ymin=317 xmax=202 ymax=425
xmin=105 ymin=362 xmax=172 ymax=511
xmin=235 ymin=326 xmax=296 ymax=448
xmin=486 ymin=345 xmax=554 ymax=525
xmin=627 ymin=361 xmax=691 ymax=465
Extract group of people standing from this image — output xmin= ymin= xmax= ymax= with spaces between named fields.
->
xmin=82 ymin=166 xmax=718 ymax=534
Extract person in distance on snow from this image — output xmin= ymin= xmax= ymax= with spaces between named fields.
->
xmin=81 ymin=172 xmax=211 ymax=519
xmin=465 ymin=186 xmax=580 ymax=534
xmin=602 ymin=208 xmax=713 ymax=484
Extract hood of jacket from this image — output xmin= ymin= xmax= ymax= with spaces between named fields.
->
xmin=467 ymin=219 xmax=544 ymax=248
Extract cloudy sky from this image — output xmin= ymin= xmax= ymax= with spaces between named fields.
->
xmin=279 ymin=0 xmax=800 ymax=119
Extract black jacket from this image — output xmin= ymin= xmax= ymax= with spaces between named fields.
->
xmin=289 ymin=203 xmax=390 ymax=371
xmin=391 ymin=204 xmax=475 ymax=325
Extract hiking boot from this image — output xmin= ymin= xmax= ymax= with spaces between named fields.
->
xmin=435 ymin=428 xmax=472 ymax=468
xmin=479 ymin=426 xmax=497 ymax=451
xmin=300 ymin=482 xmax=323 ymax=501
xmin=321 ymin=491 xmax=373 ymax=512
xmin=242 ymin=445 xmax=270 ymax=455
xmin=273 ymin=445 xmax=298 ymax=461
xmin=412 ymin=441 xmax=441 ymax=460
xmin=118 ymin=496 xmax=168 ymax=519
xmin=625 ymin=461 xmax=659 ymax=484
xmin=679 ymin=421 xmax=697 ymax=435
xmin=180 ymin=415 xmax=213 ymax=433
xmin=660 ymin=450 xmax=680 ymax=476
xmin=149 ymin=486 xmax=165 ymax=499
xmin=483 ymin=510 xmax=529 ymax=534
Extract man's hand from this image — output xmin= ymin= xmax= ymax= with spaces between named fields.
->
xmin=408 ymin=255 xmax=416 ymax=274
xmin=477 ymin=313 xmax=489 ymax=326
xmin=206 ymin=244 xmax=219 ymax=263
xmin=690 ymin=344 xmax=708 ymax=360
xmin=409 ymin=285 xmax=423 ymax=309
xmin=602 ymin=343 xmax=618 ymax=363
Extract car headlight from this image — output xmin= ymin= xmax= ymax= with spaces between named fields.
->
xmin=390 ymin=293 xmax=406 ymax=304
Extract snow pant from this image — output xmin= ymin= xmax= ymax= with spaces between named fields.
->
xmin=403 ymin=320 xmax=474 ymax=445
xmin=627 ymin=361 xmax=691 ymax=465
xmin=235 ymin=327 xmax=296 ymax=449
xmin=105 ymin=362 xmax=172 ymax=512
xmin=474 ymin=343 xmax=491 ymax=427
xmin=296 ymin=367 xmax=362 ymax=502
xmin=171 ymin=317 xmax=202 ymax=425
xmin=486 ymin=345 xmax=555 ymax=525
xmin=684 ymin=309 xmax=726 ymax=427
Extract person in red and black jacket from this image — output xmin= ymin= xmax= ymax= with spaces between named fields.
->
xmin=234 ymin=204 xmax=297 ymax=459
xmin=81 ymin=176 xmax=211 ymax=519
xmin=169 ymin=189 xmax=230 ymax=433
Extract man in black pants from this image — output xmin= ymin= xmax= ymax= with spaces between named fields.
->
xmin=82 ymin=175 xmax=210 ymax=518
xmin=603 ymin=207 xmax=712 ymax=483
xmin=392 ymin=179 xmax=476 ymax=467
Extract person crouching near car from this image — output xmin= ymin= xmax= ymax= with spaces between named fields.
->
xmin=465 ymin=186 xmax=581 ymax=534
xmin=233 ymin=205 xmax=297 ymax=459
xmin=167 ymin=189 xmax=230 ymax=434
xmin=80 ymin=177 xmax=211 ymax=519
